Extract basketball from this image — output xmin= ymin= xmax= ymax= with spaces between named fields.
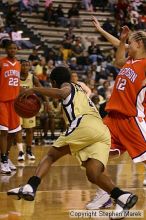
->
xmin=14 ymin=94 xmax=41 ymax=118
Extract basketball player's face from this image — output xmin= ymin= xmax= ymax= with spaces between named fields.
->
xmin=6 ymin=44 xmax=17 ymax=58
xmin=71 ymin=73 xmax=78 ymax=83
xmin=21 ymin=62 xmax=30 ymax=74
xmin=50 ymin=79 xmax=57 ymax=88
xmin=127 ymin=38 xmax=138 ymax=58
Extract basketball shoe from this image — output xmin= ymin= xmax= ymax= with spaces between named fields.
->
xmin=86 ymin=189 xmax=113 ymax=209
xmin=111 ymin=193 xmax=138 ymax=219
xmin=8 ymin=159 xmax=16 ymax=171
xmin=7 ymin=184 xmax=35 ymax=201
xmin=18 ymin=151 xmax=25 ymax=161
xmin=26 ymin=151 xmax=35 ymax=160
xmin=0 ymin=162 xmax=11 ymax=174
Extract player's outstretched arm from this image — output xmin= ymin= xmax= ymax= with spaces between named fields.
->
xmin=20 ymin=83 xmax=71 ymax=100
xmin=114 ymin=26 xmax=130 ymax=68
xmin=92 ymin=16 xmax=129 ymax=49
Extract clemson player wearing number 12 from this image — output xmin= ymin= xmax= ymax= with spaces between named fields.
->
xmin=0 ymin=41 xmax=21 ymax=174
xmin=104 ymin=28 xmax=146 ymax=169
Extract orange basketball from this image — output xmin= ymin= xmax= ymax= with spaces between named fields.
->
xmin=14 ymin=94 xmax=41 ymax=118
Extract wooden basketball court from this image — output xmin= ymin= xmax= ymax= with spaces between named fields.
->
xmin=0 ymin=146 xmax=146 ymax=220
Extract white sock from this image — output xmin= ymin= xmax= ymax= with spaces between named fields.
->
xmin=17 ymin=143 xmax=23 ymax=152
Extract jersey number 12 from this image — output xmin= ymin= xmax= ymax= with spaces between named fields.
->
xmin=116 ymin=78 xmax=127 ymax=91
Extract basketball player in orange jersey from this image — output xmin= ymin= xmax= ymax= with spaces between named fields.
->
xmin=86 ymin=18 xmax=146 ymax=210
xmin=0 ymin=41 xmax=21 ymax=174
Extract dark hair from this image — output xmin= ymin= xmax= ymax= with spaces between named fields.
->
xmin=20 ymin=59 xmax=29 ymax=64
xmin=50 ymin=66 xmax=71 ymax=88
xmin=5 ymin=40 xmax=17 ymax=49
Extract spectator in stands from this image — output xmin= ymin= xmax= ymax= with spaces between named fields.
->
xmin=76 ymin=50 xmax=90 ymax=72
xmin=68 ymin=3 xmax=82 ymax=28
xmin=5 ymin=5 xmax=17 ymax=30
xmin=45 ymin=0 xmax=53 ymax=8
xmin=46 ymin=59 xmax=55 ymax=76
xmin=40 ymin=99 xmax=64 ymax=141
xmin=131 ymin=0 xmax=142 ymax=12
xmin=71 ymin=37 xmax=85 ymax=61
xmin=114 ymin=0 xmax=129 ymax=25
xmin=0 ymin=26 xmax=11 ymax=48
xmin=44 ymin=46 xmax=56 ymax=62
xmin=129 ymin=6 xmax=140 ymax=29
xmin=69 ymin=57 xmax=78 ymax=71
xmin=107 ymin=0 xmax=117 ymax=13
xmin=139 ymin=12 xmax=146 ymax=29
xmin=11 ymin=25 xmax=35 ymax=49
xmin=30 ymin=0 xmax=39 ymax=14
xmin=43 ymin=3 xmax=57 ymax=26
xmin=88 ymin=40 xmax=103 ymax=63
xmin=34 ymin=56 xmax=46 ymax=78
xmin=55 ymin=4 xmax=68 ymax=27
xmin=49 ymin=99 xmax=64 ymax=139
xmin=82 ymin=0 xmax=93 ymax=12
xmin=102 ymin=18 xmax=114 ymax=36
xmin=19 ymin=0 xmax=32 ymax=14
xmin=60 ymin=28 xmax=75 ymax=61
xmin=28 ymin=47 xmax=40 ymax=66
xmin=91 ymin=0 xmax=108 ymax=12
xmin=37 ymin=66 xmax=49 ymax=87
xmin=64 ymin=27 xmax=75 ymax=41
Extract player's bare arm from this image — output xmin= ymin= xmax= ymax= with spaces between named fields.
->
xmin=20 ymin=83 xmax=71 ymax=100
xmin=33 ymin=75 xmax=51 ymax=111
xmin=114 ymin=26 xmax=130 ymax=68
xmin=92 ymin=16 xmax=129 ymax=49
xmin=33 ymin=75 xmax=43 ymax=87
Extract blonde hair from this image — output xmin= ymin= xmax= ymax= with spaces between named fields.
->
xmin=130 ymin=30 xmax=146 ymax=50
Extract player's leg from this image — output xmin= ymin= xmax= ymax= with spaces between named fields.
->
xmin=86 ymin=113 xmax=127 ymax=210
xmin=16 ymin=130 xmax=25 ymax=161
xmin=86 ymin=168 xmax=113 ymax=209
xmin=117 ymin=116 xmax=146 ymax=186
xmin=86 ymin=148 xmax=126 ymax=210
xmin=23 ymin=117 xmax=36 ymax=160
xmin=7 ymin=145 xmax=71 ymax=200
xmin=7 ymin=133 xmax=17 ymax=171
xmin=0 ymin=102 xmax=11 ymax=174
xmin=84 ymin=158 xmax=138 ymax=218
xmin=25 ymin=128 xmax=35 ymax=160
xmin=0 ymin=130 xmax=11 ymax=174
xmin=8 ymin=100 xmax=21 ymax=167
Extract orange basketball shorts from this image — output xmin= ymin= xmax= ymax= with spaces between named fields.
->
xmin=103 ymin=111 xmax=146 ymax=163
xmin=0 ymin=100 xmax=21 ymax=133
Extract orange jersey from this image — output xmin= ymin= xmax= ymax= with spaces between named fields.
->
xmin=106 ymin=58 xmax=146 ymax=117
xmin=0 ymin=57 xmax=21 ymax=101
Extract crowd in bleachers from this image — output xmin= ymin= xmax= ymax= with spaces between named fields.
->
xmin=0 ymin=0 xmax=146 ymax=142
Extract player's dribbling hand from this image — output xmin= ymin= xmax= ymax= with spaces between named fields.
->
xmin=19 ymin=88 xmax=34 ymax=100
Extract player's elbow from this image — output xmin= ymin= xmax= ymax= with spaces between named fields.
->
xmin=113 ymin=60 xmax=125 ymax=69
